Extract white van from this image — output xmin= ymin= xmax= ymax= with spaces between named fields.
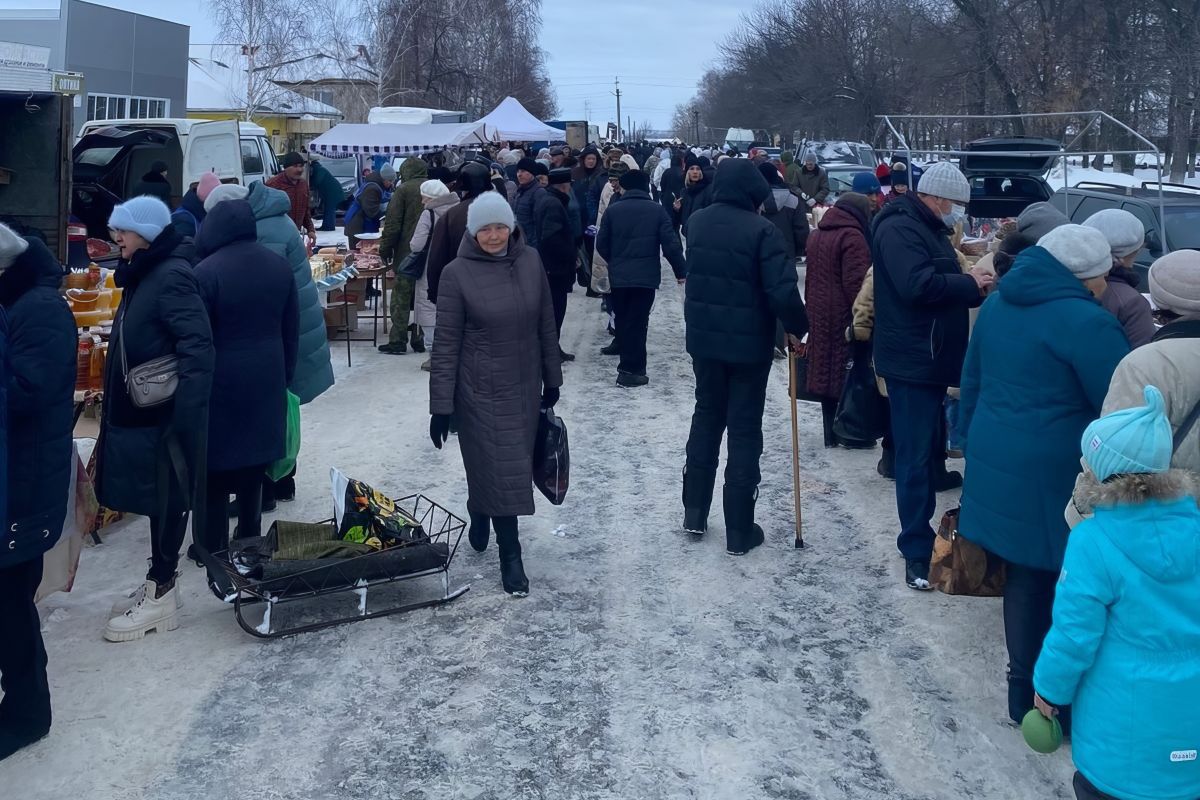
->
xmin=72 ymin=118 xmax=279 ymax=237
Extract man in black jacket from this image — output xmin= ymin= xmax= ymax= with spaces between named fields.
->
xmin=871 ymin=161 xmax=993 ymax=590
xmin=682 ymin=159 xmax=808 ymax=555
xmin=596 ymin=169 xmax=686 ymax=387
xmin=538 ymin=168 xmax=579 ymax=361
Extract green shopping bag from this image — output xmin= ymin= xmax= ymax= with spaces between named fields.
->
xmin=266 ymin=391 xmax=301 ymax=482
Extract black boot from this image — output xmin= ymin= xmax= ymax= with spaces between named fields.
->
xmin=723 ymin=485 xmax=765 ymax=556
xmin=600 ymin=338 xmax=619 ymax=356
xmin=821 ymin=400 xmax=838 ymax=448
xmin=558 ymin=347 xmax=575 ymax=362
xmin=409 ymin=324 xmax=426 ymax=353
xmin=682 ymin=466 xmax=716 ymax=534
xmin=877 ymin=447 xmax=895 ymax=480
xmin=934 ymin=461 xmax=963 ymax=491
xmin=493 ymin=518 xmax=528 ymax=596
xmin=467 ymin=511 xmax=490 ymax=553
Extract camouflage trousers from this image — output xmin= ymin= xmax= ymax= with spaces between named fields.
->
xmin=388 ymin=274 xmax=415 ymax=345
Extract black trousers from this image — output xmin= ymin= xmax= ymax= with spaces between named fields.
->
xmin=887 ymin=379 xmax=946 ymax=561
xmin=149 ymin=510 xmax=189 ymax=585
xmin=550 ymin=283 xmax=569 ymax=337
xmin=1004 ymin=561 xmax=1065 ymax=726
xmin=204 ymin=464 xmax=267 ymax=554
xmin=0 ymin=557 xmax=51 ymax=738
xmin=685 ymin=358 xmax=773 ymax=490
xmin=609 ymin=287 xmax=655 ymax=376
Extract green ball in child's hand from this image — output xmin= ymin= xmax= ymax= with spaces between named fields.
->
xmin=1021 ymin=708 xmax=1064 ymax=753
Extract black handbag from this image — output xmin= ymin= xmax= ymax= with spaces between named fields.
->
xmin=833 ymin=339 xmax=888 ymax=442
xmin=791 ymin=341 xmax=828 ymax=404
xmin=395 ymin=210 xmax=434 ymax=280
xmin=533 ymin=409 xmax=570 ymax=505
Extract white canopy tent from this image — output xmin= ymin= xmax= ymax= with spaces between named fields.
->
xmin=477 ymin=96 xmax=563 ymax=142
xmin=306 ymin=121 xmax=494 ymax=156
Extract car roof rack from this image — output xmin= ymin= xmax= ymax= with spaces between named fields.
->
xmin=1141 ymin=181 xmax=1200 ymax=196
xmin=1073 ymin=181 xmax=1134 ymax=194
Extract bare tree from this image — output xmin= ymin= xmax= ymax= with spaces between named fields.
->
xmin=210 ymin=0 xmax=309 ymax=121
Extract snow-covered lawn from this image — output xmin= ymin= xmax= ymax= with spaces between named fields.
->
xmin=3 ymin=266 xmax=1075 ymax=799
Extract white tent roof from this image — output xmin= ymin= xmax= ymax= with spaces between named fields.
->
xmin=477 ymin=96 xmax=562 ymax=141
xmin=187 ymin=55 xmax=342 ymax=118
xmin=305 ymin=121 xmax=494 ymax=156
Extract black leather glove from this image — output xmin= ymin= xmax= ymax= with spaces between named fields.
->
xmin=541 ymin=387 xmax=560 ymax=409
xmin=429 ymin=414 xmax=451 ymax=449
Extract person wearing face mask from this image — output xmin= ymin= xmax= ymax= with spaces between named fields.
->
xmin=428 ymin=192 xmax=562 ymax=597
xmin=870 ymin=161 xmax=994 ymax=591
xmin=958 ymin=224 xmax=1129 ymax=728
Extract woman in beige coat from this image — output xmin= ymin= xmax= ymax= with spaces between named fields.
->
xmin=410 ymin=179 xmax=459 ymax=371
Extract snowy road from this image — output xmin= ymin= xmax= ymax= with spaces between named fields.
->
xmin=5 ymin=268 xmax=1075 ymax=799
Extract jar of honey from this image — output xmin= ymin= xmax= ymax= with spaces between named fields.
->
xmin=87 ymin=262 xmax=102 ymax=290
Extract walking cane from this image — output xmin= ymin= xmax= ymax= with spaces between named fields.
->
xmin=788 ymin=346 xmax=805 ymax=548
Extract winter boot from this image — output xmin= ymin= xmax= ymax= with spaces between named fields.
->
xmin=905 ymin=558 xmax=932 ymax=591
xmin=378 ymin=341 xmax=407 ymax=355
xmin=616 ymin=371 xmax=649 ymax=388
xmin=558 ymin=347 xmax=575 ymax=362
xmin=420 ymin=358 xmax=431 ymax=372
xmin=103 ymin=579 xmax=180 ymax=642
xmin=822 ymin=406 xmax=838 ymax=448
xmin=723 ymin=486 xmax=765 ymax=556
xmin=409 ymin=324 xmax=426 ymax=353
xmin=877 ymin=447 xmax=895 ymax=480
xmin=468 ymin=511 xmax=491 ymax=553
xmin=934 ymin=461 xmax=963 ymax=492
xmin=110 ymin=571 xmax=184 ymax=617
xmin=682 ymin=466 xmax=716 ymax=535
xmin=493 ymin=518 xmax=529 ymax=596
xmin=600 ymin=339 xmax=620 ymax=356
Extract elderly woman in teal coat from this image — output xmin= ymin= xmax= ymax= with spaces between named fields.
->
xmin=958 ymin=224 xmax=1130 ymax=727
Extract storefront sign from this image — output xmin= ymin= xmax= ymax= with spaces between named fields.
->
xmin=0 ymin=41 xmax=51 ymax=71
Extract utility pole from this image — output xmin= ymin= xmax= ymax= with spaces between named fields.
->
xmin=583 ymin=99 xmax=591 ymax=124
xmin=613 ymin=76 xmax=622 ymax=143
xmin=627 ymin=115 xmax=632 ymax=142
xmin=692 ymin=107 xmax=699 ymax=145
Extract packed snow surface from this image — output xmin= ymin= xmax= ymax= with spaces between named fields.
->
xmin=3 ymin=261 xmax=1076 ymax=799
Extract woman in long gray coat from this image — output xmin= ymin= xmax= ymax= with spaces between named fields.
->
xmin=429 ymin=191 xmax=563 ymax=597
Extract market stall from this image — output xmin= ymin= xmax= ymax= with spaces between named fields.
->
xmin=305 ymin=120 xmax=495 ymax=156
xmin=476 ymin=96 xmax=564 ymax=142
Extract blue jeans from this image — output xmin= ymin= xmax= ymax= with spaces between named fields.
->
xmin=887 ymin=379 xmax=946 ymax=561
xmin=944 ymin=396 xmax=965 ymax=452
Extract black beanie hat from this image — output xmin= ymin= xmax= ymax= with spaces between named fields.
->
xmin=517 ymin=157 xmax=539 ymax=174
xmin=281 ymin=152 xmax=305 ymax=168
xmin=890 ymin=160 xmax=909 ymax=187
xmin=684 ymin=153 xmax=700 ymax=169
xmin=619 ymin=169 xmax=650 ymax=192
xmin=532 ymin=161 xmax=550 ymax=177
xmin=549 ymin=167 xmax=573 ymax=185
xmin=697 ymin=156 xmax=711 ymax=169
xmin=758 ymin=162 xmax=783 ymax=186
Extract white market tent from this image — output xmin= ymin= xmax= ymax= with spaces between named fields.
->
xmin=477 ymin=96 xmax=563 ymax=141
xmin=305 ymin=121 xmax=494 ymax=156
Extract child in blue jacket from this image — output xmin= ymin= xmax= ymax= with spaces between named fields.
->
xmin=1034 ymin=385 xmax=1200 ymax=800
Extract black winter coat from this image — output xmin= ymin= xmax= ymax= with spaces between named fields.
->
xmin=426 ymin=194 xmax=477 ymax=304
xmin=762 ymin=187 xmax=810 ymax=260
xmin=131 ymin=171 xmax=172 ymax=206
xmin=0 ymin=238 xmax=76 ymax=568
xmin=98 ymin=228 xmax=214 ymax=517
xmin=513 ymin=180 xmax=547 ymax=247
xmin=171 ymin=188 xmax=207 ymax=240
xmin=684 ymin=159 xmax=809 ymax=364
xmin=680 ymin=177 xmax=714 ymax=237
xmin=571 ymin=149 xmax=607 ymax=228
xmin=537 ymin=188 xmax=578 ymax=291
xmin=596 ymin=189 xmax=686 ymax=289
xmin=870 ymin=191 xmax=982 ymax=387
xmin=660 ymin=166 xmax=684 ymax=211
xmin=194 ymin=200 xmax=299 ymax=471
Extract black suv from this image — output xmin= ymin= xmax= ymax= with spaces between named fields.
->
xmin=1052 ymin=183 xmax=1200 ymax=287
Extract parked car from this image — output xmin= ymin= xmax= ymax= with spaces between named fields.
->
xmin=309 ymin=154 xmax=356 ymax=222
xmin=795 ymin=139 xmax=879 ymax=167
xmin=1053 ymin=183 xmax=1200 ymax=288
xmin=72 ymin=118 xmax=277 ymax=239
xmin=825 ymin=164 xmax=875 ymax=203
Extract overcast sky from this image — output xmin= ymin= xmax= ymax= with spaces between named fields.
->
xmin=0 ymin=0 xmax=742 ymax=128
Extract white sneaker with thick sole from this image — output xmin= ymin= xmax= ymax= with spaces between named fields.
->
xmin=103 ymin=580 xmax=180 ymax=642
xmin=109 ymin=573 xmax=184 ymax=617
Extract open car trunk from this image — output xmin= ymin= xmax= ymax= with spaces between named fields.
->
xmin=962 ymin=137 xmax=1058 ymax=219
xmin=72 ymin=126 xmax=181 ymax=238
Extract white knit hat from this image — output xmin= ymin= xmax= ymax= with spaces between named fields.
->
xmin=204 ymin=182 xmax=250 ymax=213
xmin=1082 ymin=208 xmax=1145 ymax=258
xmin=1149 ymin=250 xmax=1200 ymax=316
xmin=1038 ymin=224 xmax=1113 ymax=280
xmin=466 ymin=191 xmax=515 ymax=236
xmin=420 ymin=179 xmax=450 ymax=200
xmin=0 ymin=222 xmax=30 ymax=272
xmin=108 ymin=195 xmax=172 ymax=242
xmin=916 ymin=162 xmax=970 ymax=204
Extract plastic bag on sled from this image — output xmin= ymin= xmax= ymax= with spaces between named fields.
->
xmin=533 ymin=409 xmax=569 ymax=505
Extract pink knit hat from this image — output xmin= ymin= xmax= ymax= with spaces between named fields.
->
xmin=197 ymin=171 xmax=222 ymax=202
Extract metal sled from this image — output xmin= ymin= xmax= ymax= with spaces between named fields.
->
xmin=196 ymin=494 xmax=469 ymax=639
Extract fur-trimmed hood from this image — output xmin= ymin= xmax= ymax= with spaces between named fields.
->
xmin=1079 ymin=468 xmax=1200 ymax=582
